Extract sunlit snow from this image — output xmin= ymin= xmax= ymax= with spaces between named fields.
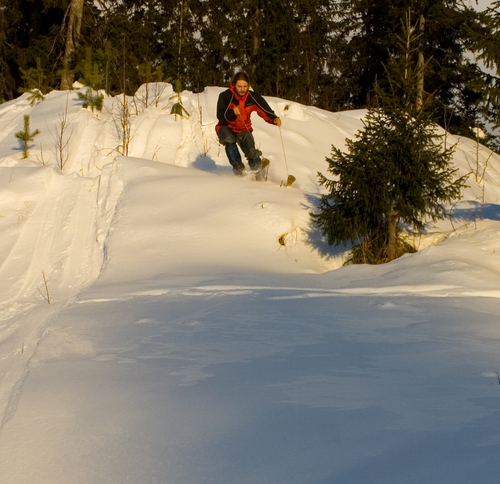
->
xmin=0 ymin=84 xmax=500 ymax=483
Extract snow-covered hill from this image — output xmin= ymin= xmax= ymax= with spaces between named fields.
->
xmin=1 ymin=85 xmax=500 ymax=483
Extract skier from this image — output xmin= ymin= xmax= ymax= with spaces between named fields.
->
xmin=216 ymin=71 xmax=281 ymax=176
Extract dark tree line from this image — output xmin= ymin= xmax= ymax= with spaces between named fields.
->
xmin=0 ymin=0 xmax=498 ymax=140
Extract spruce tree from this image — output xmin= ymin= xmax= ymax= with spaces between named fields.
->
xmin=77 ymin=48 xmax=104 ymax=112
xmin=465 ymin=1 xmax=500 ymax=130
xmin=330 ymin=0 xmax=487 ymax=134
xmin=15 ymin=115 xmax=40 ymax=159
xmin=312 ymin=17 xmax=465 ymax=264
xmin=19 ymin=57 xmax=48 ymax=105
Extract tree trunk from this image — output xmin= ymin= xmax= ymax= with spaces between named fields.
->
xmin=387 ymin=209 xmax=399 ymax=262
xmin=177 ymin=0 xmax=188 ymax=78
xmin=251 ymin=5 xmax=262 ymax=77
xmin=416 ymin=9 xmax=425 ymax=110
xmin=60 ymin=0 xmax=84 ymax=90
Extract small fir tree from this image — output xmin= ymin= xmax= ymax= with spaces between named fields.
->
xmin=77 ymin=48 xmax=104 ymax=112
xmin=20 ymin=58 xmax=48 ymax=105
xmin=170 ymin=78 xmax=189 ymax=119
xmin=15 ymin=115 xmax=40 ymax=159
xmin=312 ymin=16 xmax=466 ymax=264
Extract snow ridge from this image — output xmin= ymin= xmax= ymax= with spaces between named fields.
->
xmin=0 ymin=162 xmax=123 ymax=430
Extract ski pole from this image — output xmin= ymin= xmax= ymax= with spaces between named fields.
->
xmin=279 ymin=125 xmax=295 ymax=187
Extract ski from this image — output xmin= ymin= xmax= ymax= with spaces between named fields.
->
xmin=250 ymin=158 xmax=270 ymax=181
xmin=246 ymin=158 xmax=296 ymax=187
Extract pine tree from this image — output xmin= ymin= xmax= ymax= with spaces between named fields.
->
xmin=19 ymin=57 xmax=48 ymax=105
xmin=467 ymin=1 xmax=500 ymax=70
xmin=312 ymin=17 xmax=465 ymax=264
xmin=464 ymin=1 xmax=500 ymax=130
xmin=15 ymin=115 xmax=40 ymax=159
xmin=0 ymin=0 xmax=16 ymax=102
xmin=77 ymin=48 xmax=104 ymax=112
xmin=330 ymin=0 xmax=486 ymax=134
xmin=170 ymin=79 xmax=189 ymax=119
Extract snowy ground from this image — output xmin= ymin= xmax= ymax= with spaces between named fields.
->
xmin=1 ymin=84 xmax=500 ymax=483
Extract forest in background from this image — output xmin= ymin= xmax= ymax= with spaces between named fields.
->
xmin=2 ymin=0 xmax=500 ymax=145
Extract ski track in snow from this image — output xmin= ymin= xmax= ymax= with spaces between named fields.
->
xmin=0 ymin=161 xmax=123 ymax=429
xmin=0 ymin=86 xmax=241 ymax=430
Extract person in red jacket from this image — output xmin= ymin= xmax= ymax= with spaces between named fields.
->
xmin=216 ymin=71 xmax=281 ymax=175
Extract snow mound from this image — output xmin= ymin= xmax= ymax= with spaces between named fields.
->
xmin=1 ymin=84 xmax=500 ymax=483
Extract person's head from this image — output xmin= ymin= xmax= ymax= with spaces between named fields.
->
xmin=231 ymin=71 xmax=250 ymax=96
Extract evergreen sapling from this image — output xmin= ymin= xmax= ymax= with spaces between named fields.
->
xmin=20 ymin=58 xmax=48 ymax=105
xmin=77 ymin=48 xmax=104 ymax=112
xmin=170 ymin=79 xmax=190 ymax=120
xmin=15 ymin=115 xmax=40 ymax=159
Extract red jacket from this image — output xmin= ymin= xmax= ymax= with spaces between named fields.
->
xmin=216 ymin=84 xmax=278 ymax=134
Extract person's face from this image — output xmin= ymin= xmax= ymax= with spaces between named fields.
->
xmin=235 ymin=80 xmax=249 ymax=96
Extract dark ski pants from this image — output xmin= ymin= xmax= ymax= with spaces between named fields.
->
xmin=218 ymin=126 xmax=262 ymax=175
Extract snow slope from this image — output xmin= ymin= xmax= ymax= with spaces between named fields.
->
xmin=1 ymin=85 xmax=500 ymax=483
